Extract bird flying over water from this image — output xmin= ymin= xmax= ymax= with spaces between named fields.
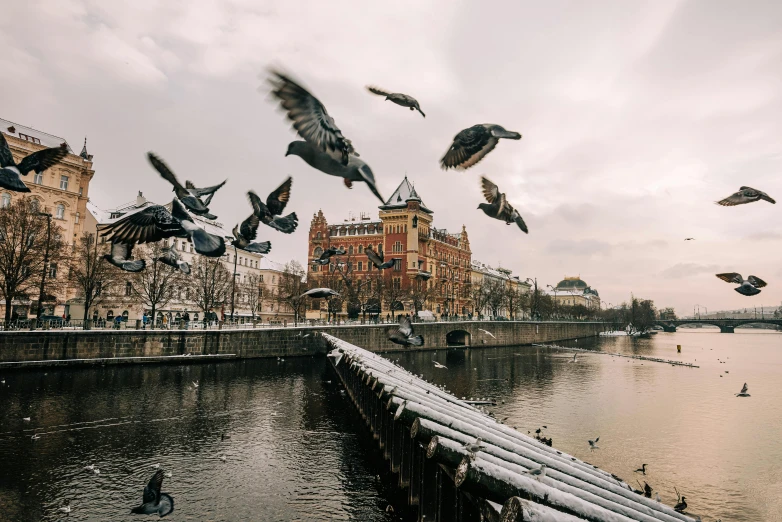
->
xmin=366 ymin=86 xmax=425 ymax=117
xmin=285 ymin=140 xmax=385 ymax=204
xmin=478 ymin=177 xmax=528 ymax=233
xmin=157 ymin=245 xmax=190 ymax=274
xmin=130 ymin=470 xmax=174 ymax=518
xmin=388 ymin=316 xmax=424 ymax=347
xmin=635 ymin=463 xmax=647 ymax=475
xmin=148 ymin=153 xmax=225 ymax=220
xmin=365 ymin=245 xmax=401 ymax=270
xmin=588 ymin=436 xmax=600 ymax=451
xmin=300 ymin=288 xmax=340 ymax=299
xmin=433 ymin=361 xmax=448 ymax=369
xmin=248 ymin=177 xmax=298 ymax=234
xmin=736 ymin=383 xmax=750 ymax=397
xmin=269 ymin=70 xmax=356 ymax=165
xmin=0 ymin=132 xmax=68 ymax=192
xmin=104 ymin=242 xmax=146 ymax=273
xmin=478 ymin=329 xmax=496 ymax=339
xmin=715 ymin=273 xmax=766 ymax=296
xmin=440 ymin=124 xmax=521 ymax=170
xmin=716 ymin=186 xmax=775 ymax=206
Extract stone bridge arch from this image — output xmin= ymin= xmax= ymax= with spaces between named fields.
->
xmin=446 ymin=329 xmax=471 ymax=347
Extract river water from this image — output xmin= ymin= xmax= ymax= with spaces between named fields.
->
xmin=0 ymin=329 xmax=779 ymax=521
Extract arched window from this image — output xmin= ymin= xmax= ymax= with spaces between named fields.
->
xmin=412 ymin=216 xmax=418 ymax=228
xmin=348 ymin=245 xmax=354 ymax=255
xmin=55 ymin=204 xmax=65 ymax=219
xmin=358 ymin=245 xmax=363 ymax=253
xmin=122 ymin=310 xmax=129 ymax=320
xmin=316 ymin=232 xmax=322 ymax=239
xmin=1 ymin=193 xmax=10 ymax=208
xmin=314 ymin=246 xmax=323 ymax=257
xmin=106 ymin=310 xmax=114 ymax=321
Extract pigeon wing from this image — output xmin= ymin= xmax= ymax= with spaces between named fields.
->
xmin=511 ymin=208 xmax=529 ymax=234
xmin=716 ymin=190 xmax=750 ymax=206
xmin=0 ymin=133 xmax=15 ymax=168
xmin=243 ymin=241 xmax=271 ymax=254
xmin=480 ymin=177 xmax=501 ymax=204
xmin=17 ymin=146 xmax=68 ymax=176
xmin=148 ymin=153 xmax=186 ymax=194
xmin=357 ymin=163 xmax=386 ymax=204
xmin=143 ymin=470 xmax=164 ymax=504
xmin=398 ymin=316 xmax=413 ymax=337
xmin=747 ymin=275 xmax=767 ymax=288
xmin=269 ymin=70 xmax=356 ymax=163
xmin=98 ymin=205 xmax=183 ymax=244
xmin=716 ymin=273 xmax=744 ymax=285
xmin=188 ymin=179 xmax=226 ymax=197
xmin=440 ymin=125 xmax=496 ymax=170
xmin=266 ymin=177 xmax=292 ymax=216
xmin=239 ymin=213 xmax=260 ymax=241
xmin=247 ymin=191 xmax=268 ymax=217
xmin=365 ymin=246 xmax=384 ymax=268
xmin=367 ymin=86 xmax=391 ymax=97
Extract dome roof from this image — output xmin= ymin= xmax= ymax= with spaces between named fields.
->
xmin=556 ymin=276 xmax=588 ymax=290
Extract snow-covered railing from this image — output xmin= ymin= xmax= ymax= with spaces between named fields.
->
xmin=323 ymin=333 xmax=697 ymax=522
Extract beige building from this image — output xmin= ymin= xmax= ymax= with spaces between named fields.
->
xmin=470 ymin=260 xmax=531 ymax=318
xmin=547 ymin=276 xmax=600 ymax=309
xmin=87 ymin=193 xmax=294 ymax=325
xmin=0 ymin=118 xmax=96 ymax=318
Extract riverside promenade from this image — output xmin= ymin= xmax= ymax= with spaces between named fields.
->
xmin=0 ymin=320 xmax=605 ymax=369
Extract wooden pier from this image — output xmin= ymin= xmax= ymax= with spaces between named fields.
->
xmin=324 ymin=333 xmax=697 ymax=522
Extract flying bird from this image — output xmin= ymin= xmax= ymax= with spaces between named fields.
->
xmin=387 ymin=316 xmax=424 ymax=347
xmin=570 ymin=353 xmax=578 ymax=363
xmin=59 ymin=500 xmax=72 ymax=514
xmin=285 ymin=140 xmax=385 ymax=204
xmin=191 ymin=381 xmax=199 ymax=388
xmin=478 ymin=177 xmax=528 ymax=233
xmin=313 ymin=246 xmax=345 ymax=265
xmin=635 ymin=464 xmax=647 ymax=475
xmin=366 ymin=86 xmax=425 ymax=117
xmin=715 ymin=273 xmax=767 ymax=296
xmin=231 ymin=203 xmax=272 ymax=254
xmin=247 ymin=177 xmax=298 ymax=234
xmin=300 ymin=288 xmax=340 ymax=299
xmin=0 ymin=132 xmax=68 ymax=192
xmin=478 ymin=328 xmax=496 ymax=338
xmin=98 ymin=203 xmax=186 ymax=245
xmin=130 ymin=470 xmax=174 ymax=518
xmin=157 ymin=245 xmax=190 ymax=274
xmin=148 ymin=153 xmax=225 ymax=219
xmin=104 ymin=242 xmax=146 ymax=273
xmin=684 ymin=238 xmax=695 ymax=241
xmin=716 ymin=186 xmax=775 ymax=206
xmin=365 ymin=245 xmax=401 ymax=270
xmin=736 ymin=383 xmax=750 ymax=397
xmin=440 ymin=124 xmax=521 ymax=170
xmin=269 ymin=70 xmax=356 ymax=165
xmin=433 ymin=361 xmax=448 ymax=369
xmin=526 ymin=464 xmax=547 ymax=481
xmin=588 ymin=436 xmax=600 ymax=451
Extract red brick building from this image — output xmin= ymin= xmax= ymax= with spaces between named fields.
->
xmin=307 ymin=177 xmax=472 ymax=318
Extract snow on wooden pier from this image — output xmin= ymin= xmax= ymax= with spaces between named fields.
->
xmin=323 ymin=333 xmax=697 ymax=522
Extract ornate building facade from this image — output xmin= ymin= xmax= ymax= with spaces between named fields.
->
xmin=548 ymin=276 xmax=600 ymax=309
xmin=307 ymin=177 xmax=473 ymax=318
xmin=0 ymin=118 xmax=96 ymax=318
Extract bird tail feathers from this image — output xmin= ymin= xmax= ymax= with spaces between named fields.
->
xmin=122 ymin=259 xmax=146 ymax=273
xmin=0 ymin=170 xmax=30 ymax=192
xmin=409 ymin=335 xmax=424 ymax=346
xmin=269 ymin=213 xmax=298 ymax=234
xmin=191 ymin=229 xmax=226 ymax=257
xmin=244 ymin=241 xmax=272 ymax=254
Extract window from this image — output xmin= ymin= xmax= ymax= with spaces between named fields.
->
xmin=125 ymin=282 xmax=133 ymax=296
xmin=18 ymin=133 xmax=41 ymax=145
xmin=314 ymin=246 xmax=323 ymax=257
xmin=60 ymin=175 xmax=69 ymax=190
xmin=393 ymin=278 xmax=401 ymax=290
xmin=260 ymin=275 xmax=264 ymax=283
xmin=75 ymin=212 xmax=80 ymax=224
xmin=393 ymin=259 xmax=402 ymax=271
xmin=48 ymin=263 xmax=57 ymax=278
xmin=106 ymin=310 xmax=114 ymax=321
xmin=55 ymin=204 xmax=65 ymax=219
xmin=1 ymin=193 xmax=9 ymax=208
xmin=412 ymin=216 xmax=418 ymax=228
xmin=34 ymin=172 xmax=43 ymax=184
xmin=348 ymin=246 xmax=353 ymax=255
xmin=358 ymin=261 xmax=363 ymax=271
xmin=358 ymin=245 xmax=363 ymax=254
xmin=316 ymin=232 xmax=322 ymax=239
xmin=393 ymin=241 xmax=402 ymax=253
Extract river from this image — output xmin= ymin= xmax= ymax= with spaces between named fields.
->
xmin=0 ymin=329 xmax=779 ymax=521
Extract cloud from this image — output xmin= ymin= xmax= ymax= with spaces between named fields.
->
xmin=545 ymin=239 xmax=612 ymax=257
xmin=660 ymin=263 xmax=719 ymax=279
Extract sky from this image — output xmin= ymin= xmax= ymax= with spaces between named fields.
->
xmin=2 ymin=0 xmax=781 ymax=316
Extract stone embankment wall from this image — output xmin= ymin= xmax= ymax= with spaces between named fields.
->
xmin=0 ymin=321 xmax=605 ymax=368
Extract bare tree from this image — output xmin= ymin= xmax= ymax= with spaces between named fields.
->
xmin=240 ymin=273 xmax=263 ymax=319
xmin=408 ymin=276 xmax=437 ymax=316
xmin=131 ymin=242 xmax=184 ymax=328
xmin=470 ymin=280 xmax=489 ymax=318
xmin=276 ymin=260 xmax=307 ymax=325
xmin=0 ymin=197 xmax=65 ymax=322
xmin=68 ymin=232 xmax=120 ymax=327
xmin=190 ymin=255 xmax=232 ymax=320
xmin=483 ymin=278 xmax=506 ymax=318
xmin=382 ymin=275 xmax=407 ymax=320
xmin=504 ymin=285 xmax=527 ymax=320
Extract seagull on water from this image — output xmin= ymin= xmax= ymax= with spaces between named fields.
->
xmin=219 ymin=455 xmax=227 ymax=463
xmin=59 ymin=499 xmax=72 ymax=514
xmin=440 ymin=124 xmax=522 ymax=170
xmin=433 ymin=361 xmax=448 ymax=369
xmin=635 ymin=463 xmax=647 ymax=475
xmin=366 ymin=86 xmax=425 ymax=117
xmin=130 ymin=470 xmax=174 ymax=517
xmin=588 ymin=436 xmax=600 ymax=451
xmin=526 ymin=464 xmax=547 ymax=481
xmin=716 ymin=273 xmax=767 ymax=296
xmin=478 ymin=329 xmax=496 ymax=339
xmin=570 ymin=353 xmax=578 ymax=363
xmin=736 ymin=383 xmax=750 ymax=397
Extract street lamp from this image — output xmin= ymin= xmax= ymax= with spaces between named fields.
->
xmin=230 ymin=245 xmax=238 ymax=323
xmin=36 ymin=212 xmax=52 ymax=321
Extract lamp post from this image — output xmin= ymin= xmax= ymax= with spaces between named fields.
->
xmin=525 ymin=278 xmax=539 ymax=320
xmin=230 ymin=245 xmax=238 ymax=323
xmin=36 ymin=212 xmax=52 ymax=321
xmin=440 ymin=263 xmax=457 ymax=320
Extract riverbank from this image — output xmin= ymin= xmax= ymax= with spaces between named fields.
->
xmin=0 ymin=321 xmax=606 ymax=369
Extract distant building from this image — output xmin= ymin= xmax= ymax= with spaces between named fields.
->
xmin=470 ymin=261 xmax=531 ymax=318
xmin=85 ymin=193 xmax=293 ymax=325
xmin=307 ymin=177 xmax=473 ymax=318
xmin=547 ymin=276 xmax=600 ymax=309
xmin=0 ymin=118 xmax=96 ymax=319
xmin=659 ymin=307 xmax=677 ymax=320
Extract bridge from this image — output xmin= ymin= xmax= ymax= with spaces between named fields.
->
xmin=655 ymin=318 xmax=782 ymax=333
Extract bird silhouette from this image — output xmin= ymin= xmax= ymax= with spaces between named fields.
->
xmin=478 ymin=177 xmax=528 ymax=233
xmin=147 ymin=152 xmax=225 ymax=219
xmin=0 ymin=132 xmax=67 ymax=192
xmin=716 ymin=273 xmax=766 ymax=296
xmin=366 ymin=86 xmax=425 ymax=117
xmin=716 ymin=186 xmax=775 ymax=206
xmin=247 ymin=177 xmax=298 ymax=234
xmin=104 ymin=242 xmax=145 ymax=273
xmin=365 ymin=245 xmax=401 ymax=270
xmin=388 ymin=316 xmax=424 ymax=347
xmin=440 ymin=124 xmax=521 ymax=170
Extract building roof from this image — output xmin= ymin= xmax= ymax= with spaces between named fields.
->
xmin=556 ymin=276 xmax=589 ymax=290
xmin=259 ymin=257 xmax=287 ymax=272
xmin=0 ymin=118 xmax=73 ymax=152
xmin=380 ymin=176 xmax=432 ymax=213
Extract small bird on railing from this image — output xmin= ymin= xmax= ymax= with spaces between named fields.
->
xmin=463 ymin=437 xmax=485 ymax=456
xmin=635 ymin=463 xmax=647 ymax=475
xmin=588 ymin=436 xmax=600 ymax=451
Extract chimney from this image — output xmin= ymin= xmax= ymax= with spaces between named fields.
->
xmin=136 ymin=191 xmax=146 ymax=207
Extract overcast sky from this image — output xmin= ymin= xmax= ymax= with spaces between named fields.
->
xmin=3 ymin=0 xmax=781 ymax=316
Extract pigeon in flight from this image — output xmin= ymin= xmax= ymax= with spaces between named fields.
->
xmin=312 ymin=246 xmax=345 ymax=265
xmin=635 ymin=464 xmax=647 ymax=475
xmin=440 ymin=124 xmax=521 ymax=170
xmin=478 ymin=177 xmax=528 ymax=233
xmin=269 ymin=69 xmax=356 ymax=165
xmin=478 ymin=328 xmax=496 ymax=339
xmin=130 ymin=470 xmax=174 ymax=518
xmin=0 ymin=132 xmax=68 ymax=192
xmin=285 ymin=140 xmax=385 ymax=204
xmin=104 ymin=242 xmax=146 ymax=273
xmin=365 ymin=245 xmax=401 ymax=270
xmin=168 ymin=199 xmax=226 ymax=257
xmin=526 ymin=464 xmax=547 ymax=481
xmin=231 ymin=203 xmax=272 ymax=254
xmin=684 ymin=238 xmax=695 ymax=241
xmin=588 ymin=436 xmax=600 ymax=451
xmin=716 ymin=186 xmax=775 ymax=206
xmin=366 ymin=86 xmax=425 ymax=117
xmin=736 ymin=383 xmax=750 ymax=397
xmin=98 ymin=203 xmax=186 ymax=245
xmin=715 ymin=273 xmax=767 ymax=296
xmin=157 ymin=245 xmax=191 ymax=274
xmin=433 ymin=361 xmax=448 ymax=369
xmin=300 ymin=288 xmax=340 ymax=299
xmin=247 ymin=177 xmax=298 ymax=234
xmin=387 ymin=316 xmax=424 ymax=347
xmin=148 ymin=153 xmax=225 ymax=219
